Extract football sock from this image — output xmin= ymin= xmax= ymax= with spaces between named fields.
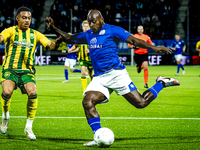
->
xmin=88 ymin=117 xmax=101 ymax=133
xmin=27 ymin=94 xmax=38 ymax=120
xmin=2 ymin=112 xmax=10 ymax=119
xmin=144 ymin=69 xmax=148 ymax=85
xmin=177 ymin=64 xmax=181 ymax=73
xmin=148 ymin=82 xmax=163 ymax=99
xmin=73 ymin=69 xmax=81 ymax=73
xmin=1 ymin=94 xmax=11 ymax=113
xmin=180 ymin=64 xmax=184 ymax=70
xmin=81 ymin=76 xmax=87 ymax=92
xmin=26 ymin=118 xmax=34 ymax=128
xmin=65 ymin=69 xmax=68 ymax=80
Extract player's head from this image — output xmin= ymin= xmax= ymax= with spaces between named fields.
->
xmin=137 ymin=25 xmax=144 ymax=35
xmin=175 ymin=34 xmax=180 ymax=41
xmin=87 ymin=9 xmax=105 ymax=34
xmin=16 ymin=7 xmax=32 ymax=30
xmin=82 ymin=20 xmax=90 ymax=32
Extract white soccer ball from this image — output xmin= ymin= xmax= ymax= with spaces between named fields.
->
xmin=94 ymin=127 xmax=115 ymax=147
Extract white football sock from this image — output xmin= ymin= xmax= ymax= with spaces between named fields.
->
xmin=26 ymin=118 xmax=34 ymax=128
xmin=2 ymin=112 xmax=10 ymax=119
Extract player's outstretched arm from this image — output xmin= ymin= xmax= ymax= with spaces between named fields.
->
xmin=45 ymin=17 xmax=75 ymax=44
xmin=126 ymin=35 xmax=171 ymax=54
xmin=46 ymin=36 xmax=62 ymax=50
xmin=68 ymin=44 xmax=79 ymax=53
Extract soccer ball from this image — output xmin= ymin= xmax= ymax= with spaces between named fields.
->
xmin=94 ymin=127 xmax=114 ymax=147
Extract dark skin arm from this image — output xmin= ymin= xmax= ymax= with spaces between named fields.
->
xmin=45 ymin=17 xmax=75 ymax=44
xmin=126 ymin=35 xmax=171 ymax=54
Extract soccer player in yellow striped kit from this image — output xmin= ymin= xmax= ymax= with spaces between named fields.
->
xmin=71 ymin=20 xmax=93 ymax=92
xmin=0 ymin=7 xmax=61 ymax=140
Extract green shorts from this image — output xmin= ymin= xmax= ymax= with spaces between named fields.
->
xmin=79 ymin=60 xmax=93 ymax=70
xmin=1 ymin=69 xmax=36 ymax=94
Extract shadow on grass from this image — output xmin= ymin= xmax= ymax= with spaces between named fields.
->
xmin=116 ymin=135 xmax=200 ymax=144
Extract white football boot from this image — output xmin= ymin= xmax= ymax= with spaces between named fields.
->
xmin=0 ymin=118 xmax=9 ymax=134
xmin=24 ymin=127 xmax=36 ymax=141
xmin=156 ymin=76 xmax=180 ymax=87
xmin=83 ymin=140 xmax=97 ymax=146
xmin=62 ymin=80 xmax=69 ymax=83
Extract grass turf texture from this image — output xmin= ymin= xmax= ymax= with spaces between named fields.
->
xmin=0 ymin=65 xmax=200 ymax=149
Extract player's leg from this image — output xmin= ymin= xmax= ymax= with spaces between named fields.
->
xmin=1 ymin=80 xmax=15 ymax=134
xmin=70 ymin=59 xmax=81 ymax=73
xmin=142 ymin=61 xmax=149 ymax=88
xmin=62 ymin=59 xmax=69 ymax=83
xmin=134 ymin=54 xmax=142 ymax=73
xmin=24 ymin=82 xmax=37 ymax=140
xmin=82 ymin=77 xmax=111 ymax=146
xmin=81 ymin=65 xmax=88 ymax=92
xmin=87 ymin=63 xmax=93 ymax=81
xmin=176 ymin=60 xmax=181 ymax=75
xmin=179 ymin=55 xmax=185 ymax=74
xmin=123 ymin=76 xmax=180 ymax=108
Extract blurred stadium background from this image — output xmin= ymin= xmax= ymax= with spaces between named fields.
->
xmin=0 ymin=0 xmax=199 ymax=67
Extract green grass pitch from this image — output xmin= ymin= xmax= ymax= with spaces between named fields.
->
xmin=0 ymin=65 xmax=200 ymax=150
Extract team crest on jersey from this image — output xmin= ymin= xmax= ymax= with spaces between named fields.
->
xmin=4 ymin=72 xmax=11 ymax=78
xmin=99 ymin=30 xmax=105 ymax=35
xmin=30 ymin=33 xmax=35 ymax=39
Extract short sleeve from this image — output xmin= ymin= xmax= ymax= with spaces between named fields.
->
xmin=147 ymin=36 xmax=153 ymax=44
xmin=36 ymin=31 xmax=51 ymax=48
xmin=111 ymin=25 xmax=131 ymax=42
xmin=196 ymin=41 xmax=200 ymax=48
xmin=72 ymin=32 xmax=87 ymax=44
xmin=181 ymin=40 xmax=185 ymax=47
xmin=171 ymin=41 xmax=175 ymax=47
xmin=0 ymin=27 xmax=13 ymax=42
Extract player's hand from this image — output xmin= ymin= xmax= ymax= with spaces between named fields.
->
xmin=55 ymin=36 xmax=62 ymax=44
xmin=62 ymin=50 xmax=66 ymax=53
xmin=68 ymin=49 xmax=73 ymax=53
xmin=85 ymin=49 xmax=90 ymax=53
xmin=45 ymin=17 xmax=54 ymax=28
xmin=154 ymin=46 xmax=171 ymax=54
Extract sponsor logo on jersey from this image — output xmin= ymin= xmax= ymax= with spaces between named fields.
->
xmin=89 ymin=37 xmax=102 ymax=49
xmin=90 ymin=37 xmax=97 ymax=44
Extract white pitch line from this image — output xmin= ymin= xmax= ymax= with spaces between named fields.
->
xmin=1 ymin=116 xmax=200 ymax=120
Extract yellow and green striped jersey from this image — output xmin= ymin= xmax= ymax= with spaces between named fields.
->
xmin=0 ymin=25 xmax=51 ymax=72
xmin=78 ymin=44 xmax=91 ymax=61
xmin=196 ymin=41 xmax=200 ymax=56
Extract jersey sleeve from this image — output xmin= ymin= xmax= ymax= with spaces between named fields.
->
xmin=181 ymin=40 xmax=185 ymax=46
xmin=196 ymin=41 xmax=200 ymax=48
xmin=72 ymin=32 xmax=87 ymax=44
xmin=111 ymin=25 xmax=131 ymax=42
xmin=36 ymin=31 xmax=51 ymax=48
xmin=171 ymin=41 xmax=175 ymax=48
xmin=147 ymin=36 xmax=153 ymax=44
xmin=0 ymin=27 xmax=13 ymax=42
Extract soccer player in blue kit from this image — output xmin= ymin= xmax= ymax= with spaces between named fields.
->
xmin=45 ymin=10 xmax=180 ymax=146
xmin=171 ymin=34 xmax=186 ymax=75
xmin=62 ymin=44 xmax=81 ymax=83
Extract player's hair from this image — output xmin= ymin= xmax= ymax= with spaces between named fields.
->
xmin=137 ymin=25 xmax=144 ymax=29
xmin=82 ymin=20 xmax=89 ymax=27
xmin=16 ymin=7 xmax=31 ymax=16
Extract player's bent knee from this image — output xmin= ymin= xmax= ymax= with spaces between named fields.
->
xmin=2 ymin=89 xmax=13 ymax=97
xmin=82 ymin=98 xmax=93 ymax=110
xmin=26 ymin=88 xmax=37 ymax=96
